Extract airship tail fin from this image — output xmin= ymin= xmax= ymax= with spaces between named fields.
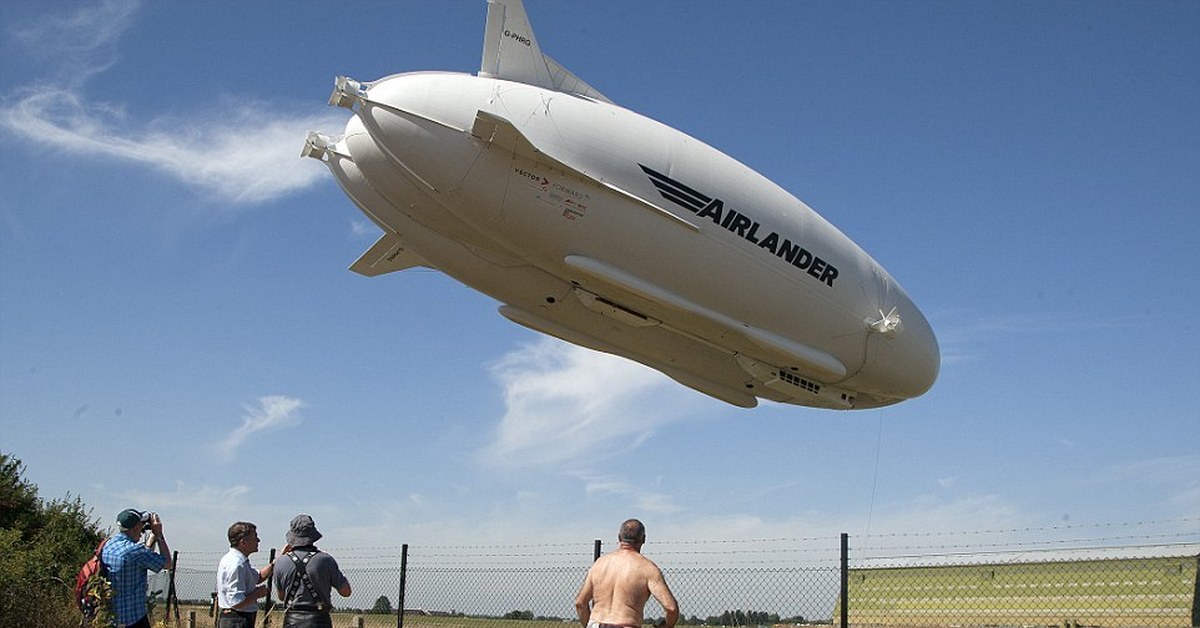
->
xmin=480 ymin=0 xmax=612 ymax=103
xmin=350 ymin=233 xmax=427 ymax=277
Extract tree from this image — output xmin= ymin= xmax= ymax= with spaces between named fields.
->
xmin=705 ymin=609 xmax=784 ymax=627
xmin=0 ymin=452 xmax=106 ymax=628
xmin=372 ymin=595 xmax=394 ymax=614
xmin=0 ymin=453 xmax=40 ymax=531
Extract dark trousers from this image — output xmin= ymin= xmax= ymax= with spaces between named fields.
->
xmin=283 ymin=609 xmax=332 ymax=628
xmin=218 ymin=609 xmax=257 ymax=628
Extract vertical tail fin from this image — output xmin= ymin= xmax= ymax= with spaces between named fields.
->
xmin=479 ymin=0 xmax=612 ymax=103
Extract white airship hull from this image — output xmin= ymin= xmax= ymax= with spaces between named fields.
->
xmin=304 ymin=1 xmax=939 ymax=410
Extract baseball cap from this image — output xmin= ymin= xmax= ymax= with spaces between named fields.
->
xmin=117 ymin=508 xmax=150 ymax=529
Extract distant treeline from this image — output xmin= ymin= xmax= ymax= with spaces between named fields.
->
xmin=679 ymin=610 xmax=809 ymax=626
xmin=496 ymin=609 xmax=810 ymax=626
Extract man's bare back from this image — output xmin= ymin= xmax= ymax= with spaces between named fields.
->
xmin=575 ymin=521 xmax=678 ymax=628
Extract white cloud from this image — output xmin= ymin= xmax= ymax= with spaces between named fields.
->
xmin=574 ymin=471 xmax=684 ymax=515
xmin=98 ymin=480 xmax=351 ymax=555
xmin=216 ymin=395 xmax=305 ymax=460
xmin=480 ymin=338 xmax=709 ymax=468
xmin=0 ymin=0 xmax=346 ymax=205
xmin=120 ymin=480 xmax=252 ymax=514
xmin=648 ymin=493 xmax=1031 ymax=566
xmin=7 ymin=0 xmax=139 ymax=86
xmin=930 ymin=308 xmax=1136 ymax=367
xmin=1090 ymin=455 xmax=1200 ymax=484
xmin=1086 ymin=455 xmax=1200 ymax=516
xmin=1168 ymin=485 xmax=1200 ymax=513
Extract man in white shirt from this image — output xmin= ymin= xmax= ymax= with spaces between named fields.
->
xmin=217 ymin=521 xmax=290 ymax=628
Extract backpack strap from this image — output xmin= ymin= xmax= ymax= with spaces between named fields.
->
xmin=78 ymin=538 xmax=111 ymax=619
xmin=283 ymin=550 xmax=329 ymax=611
xmin=96 ymin=537 xmax=109 ymax=576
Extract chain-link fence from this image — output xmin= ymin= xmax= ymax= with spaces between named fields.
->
xmin=151 ymin=529 xmax=1198 ymax=628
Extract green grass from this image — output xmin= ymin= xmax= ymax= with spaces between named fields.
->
xmin=834 ymin=555 xmax=1198 ymax=626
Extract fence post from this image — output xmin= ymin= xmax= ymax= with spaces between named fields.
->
xmin=396 ymin=543 xmax=408 ymax=628
xmin=593 ymin=539 xmax=602 ymax=562
xmin=168 ymin=550 xmax=180 ymax=625
xmin=840 ymin=533 xmax=849 ymax=628
xmin=262 ymin=548 xmax=277 ymax=628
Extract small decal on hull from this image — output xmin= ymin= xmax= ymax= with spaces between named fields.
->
xmin=515 ymin=166 xmax=591 ymax=220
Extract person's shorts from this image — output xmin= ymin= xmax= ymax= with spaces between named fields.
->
xmin=218 ymin=609 xmax=257 ymax=628
xmin=589 ymin=621 xmax=640 ymax=628
xmin=284 ymin=609 xmax=332 ymax=628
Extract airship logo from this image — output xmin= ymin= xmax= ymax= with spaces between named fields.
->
xmin=640 ymin=164 xmax=840 ymax=288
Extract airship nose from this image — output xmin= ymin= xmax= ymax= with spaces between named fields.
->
xmin=885 ymin=302 xmax=940 ymax=400
xmin=845 ymin=290 xmax=939 ymax=405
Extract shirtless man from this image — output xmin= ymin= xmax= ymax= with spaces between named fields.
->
xmin=575 ymin=519 xmax=679 ymax=628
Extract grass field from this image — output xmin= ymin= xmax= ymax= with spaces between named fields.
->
xmin=834 ymin=555 xmax=1198 ymax=627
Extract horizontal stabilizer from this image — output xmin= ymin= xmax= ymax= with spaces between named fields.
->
xmin=471 ymin=110 xmax=552 ymax=163
xmin=350 ymin=233 xmax=427 ymax=277
xmin=480 ymin=0 xmax=612 ymax=103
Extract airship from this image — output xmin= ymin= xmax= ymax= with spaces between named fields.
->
xmin=302 ymin=0 xmax=939 ymax=410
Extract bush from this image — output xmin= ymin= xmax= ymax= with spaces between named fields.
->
xmin=0 ymin=452 xmax=106 ymax=628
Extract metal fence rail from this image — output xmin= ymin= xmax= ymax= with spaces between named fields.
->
xmin=154 ymin=528 xmax=1199 ymax=628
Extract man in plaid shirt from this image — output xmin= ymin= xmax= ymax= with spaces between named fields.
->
xmin=101 ymin=508 xmax=172 ymax=628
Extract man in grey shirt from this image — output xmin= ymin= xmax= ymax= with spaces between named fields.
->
xmin=272 ymin=515 xmax=351 ymax=628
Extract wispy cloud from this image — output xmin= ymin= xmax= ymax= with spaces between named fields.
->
xmin=5 ymin=0 xmax=139 ymax=86
xmin=100 ymin=479 xmax=306 ymax=549
xmin=1086 ymin=454 xmax=1200 ymax=515
xmin=120 ymin=480 xmax=253 ymax=514
xmin=574 ymin=471 xmax=684 ymax=515
xmin=0 ymin=0 xmax=345 ymax=205
xmin=932 ymin=308 xmax=1137 ymax=366
xmin=480 ymin=338 xmax=712 ymax=468
xmin=351 ymin=219 xmax=379 ymax=238
xmin=216 ymin=395 xmax=305 ymax=460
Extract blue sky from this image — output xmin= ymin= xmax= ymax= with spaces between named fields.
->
xmin=2 ymin=0 xmax=1197 ymax=560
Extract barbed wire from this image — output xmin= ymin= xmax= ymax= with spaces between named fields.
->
xmin=855 ymin=530 xmax=1200 ymax=555
xmin=856 ymin=540 xmax=1200 ymax=563
xmin=340 ymin=516 xmax=1198 ymax=551
xmin=172 ymin=516 xmax=1198 ymax=564
xmin=853 ymin=516 xmax=1200 ymax=540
